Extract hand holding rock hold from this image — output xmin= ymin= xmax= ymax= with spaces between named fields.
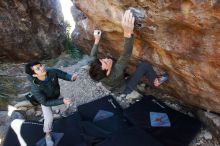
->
xmin=122 ymin=10 xmax=135 ymax=38
xmin=94 ymin=30 xmax=102 ymax=44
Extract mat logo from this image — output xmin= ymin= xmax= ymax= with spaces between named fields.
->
xmin=93 ymin=110 xmax=114 ymax=122
xmin=152 ymin=99 xmax=165 ymax=108
xmin=150 ymin=112 xmax=171 ymax=127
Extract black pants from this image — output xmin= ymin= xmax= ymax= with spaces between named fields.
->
xmin=124 ymin=61 xmax=157 ymax=94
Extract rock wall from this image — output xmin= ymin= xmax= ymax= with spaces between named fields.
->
xmin=72 ymin=0 xmax=220 ymax=113
xmin=0 ymin=0 xmax=65 ymax=62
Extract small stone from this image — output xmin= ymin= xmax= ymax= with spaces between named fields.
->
xmin=38 ymin=118 xmax=44 ymax=122
xmin=17 ymin=92 xmax=29 ymax=98
xmin=137 ymin=84 xmax=146 ymax=92
xmin=14 ymin=100 xmax=33 ymax=108
xmin=81 ymin=65 xmax=90 ymax=70
xmin=53 ymin=114 xmax=61 ymax=119
xmin=35 ymin=111 xmax=42 ymax=117
xmin=55 ymin=109 xmax=60 ymax=114
xmin=26 ymin=108 xmax=35 ymax=116
xmin=7 ymin=105 xmax=17 ymax=116
xmin=199 ymin=139 xmax=204 ymax=144
xmin=17 ymin=107 xmax=28 ymax=111
xmin=203 ymin=131 xmax=212 ymax=140
xmin=187 ymin=112 xmax=194 ymax=117
xmin=11 ymin=111 xmax=24 ymax=120
xmin=96 ymin=82 xmax=102 ymax=87
xmin=148 ymin=25 xmax=157 ymax=31
xmin=117 ymin=96 xmax=122 ymax=101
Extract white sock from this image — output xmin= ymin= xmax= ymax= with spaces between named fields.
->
xmin=45 ymin=134 xmax=54 ymax=146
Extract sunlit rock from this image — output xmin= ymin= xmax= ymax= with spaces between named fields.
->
xmin=71 ymin=0 xmax=220 ymax=113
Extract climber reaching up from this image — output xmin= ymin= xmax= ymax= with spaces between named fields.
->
xmin=89 ymin=10 xmax=168 ymax=100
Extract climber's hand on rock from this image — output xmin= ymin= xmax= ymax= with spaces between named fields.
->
xmin=94 ymin=30 xmax=102 ymax=44
xmin=122 ymin=10 xmax=135 ymax=38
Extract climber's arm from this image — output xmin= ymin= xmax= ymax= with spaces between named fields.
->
xmin=90 ymin=30 xmax=102 ymax=58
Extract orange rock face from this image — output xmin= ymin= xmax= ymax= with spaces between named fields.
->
xmin=72 ymin=0 xmax=220 ymax=113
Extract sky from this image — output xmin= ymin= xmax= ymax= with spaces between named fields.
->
xmin=59 ymin=0 xmax=76 ymax=33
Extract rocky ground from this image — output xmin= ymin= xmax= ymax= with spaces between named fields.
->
xmin=0 ymin=54 xmax=219 ymax=146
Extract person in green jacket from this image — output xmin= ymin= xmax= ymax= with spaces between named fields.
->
xmin=25 ymin=61 xmax=77 ymax=146
xmin=89 ymin=10 xmax=168 ymax=100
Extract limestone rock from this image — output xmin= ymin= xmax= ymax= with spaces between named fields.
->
xmin=17 ymin=107 xmax=28 ymax=111
xmin=55 ymin=109 xmax=60 ymax=114
xmin=0 ymin=0 xmax=65 ymax=62
xmin=26 ymin=108 xmax=35 ymax=116
xmin=53 ymin=114 xmax=61 ymax=119
xmin=10 ymin=111 xmax=24 ymax=120
xmin=14 ymin=100 xmax=33 ymax=108
xmin=204 ymin=131 xmax=212 ymax=140
xmin=35 ymin=110 xmax=42 ymax=117
xmin=72 ymin=0 xmax=220 ymax=113
xmin=52 ymin=104 xmax=66 ymax=114
xmin=197 ymin=110 xmax=220 ymax=143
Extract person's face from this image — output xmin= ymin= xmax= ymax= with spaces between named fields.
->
xmin=31 ymin=64 xmax=47 ymax=77
xmin=99 ymin=58 xmax=113 ymax=71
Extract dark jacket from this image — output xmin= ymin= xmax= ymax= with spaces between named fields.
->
xmin=90 ymin=35 xmax=134 ymax=92
xmin=29 ymin=68 xmax=72 ymax=106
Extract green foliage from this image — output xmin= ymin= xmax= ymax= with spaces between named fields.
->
xmin=64 ymin=21 xmax=71 ymax=35
xmin=64 ymin=36 xmax=82 ymax=59
xmin=63 ymin=21 xmax=82 ymax=60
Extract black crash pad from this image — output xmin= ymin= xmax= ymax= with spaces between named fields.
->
xmin=124 ymin=95 xmax=202 ymax=146
xmin=4 ymin=113 xmax=87 ymax=146
xmin=96 ymin=127 xmax=163 ymax=146
xmin=78 ymin=95 xmax=132 ymax=145
xmin=77 ymin=95 xmax=123 ymax=121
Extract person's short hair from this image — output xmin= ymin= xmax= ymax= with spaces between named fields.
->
xmin=89 ymin=59 xmax=107 ymax=81
xmin=25 ymin=61 xmax=41 ymax=75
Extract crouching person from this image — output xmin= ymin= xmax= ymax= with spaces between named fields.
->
xmin=25 ymin=61 xmax=77 ymax=146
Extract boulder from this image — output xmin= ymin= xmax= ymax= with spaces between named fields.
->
xmin=0 ymin=0 xmax=65 ymax=62
xmin=71 ymin=0 xmax=220 ymax=113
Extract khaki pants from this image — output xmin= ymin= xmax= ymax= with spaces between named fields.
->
xmin=41 ymin=96 xmax=70 ymax=133
xmin=41 ymin=105 xmax=53 ymax=133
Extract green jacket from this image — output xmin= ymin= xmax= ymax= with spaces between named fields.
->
xmin=90 ymin=35 xmax=134 ymax=92
xmin=29 ymin=68 xmax=72 ymax=106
